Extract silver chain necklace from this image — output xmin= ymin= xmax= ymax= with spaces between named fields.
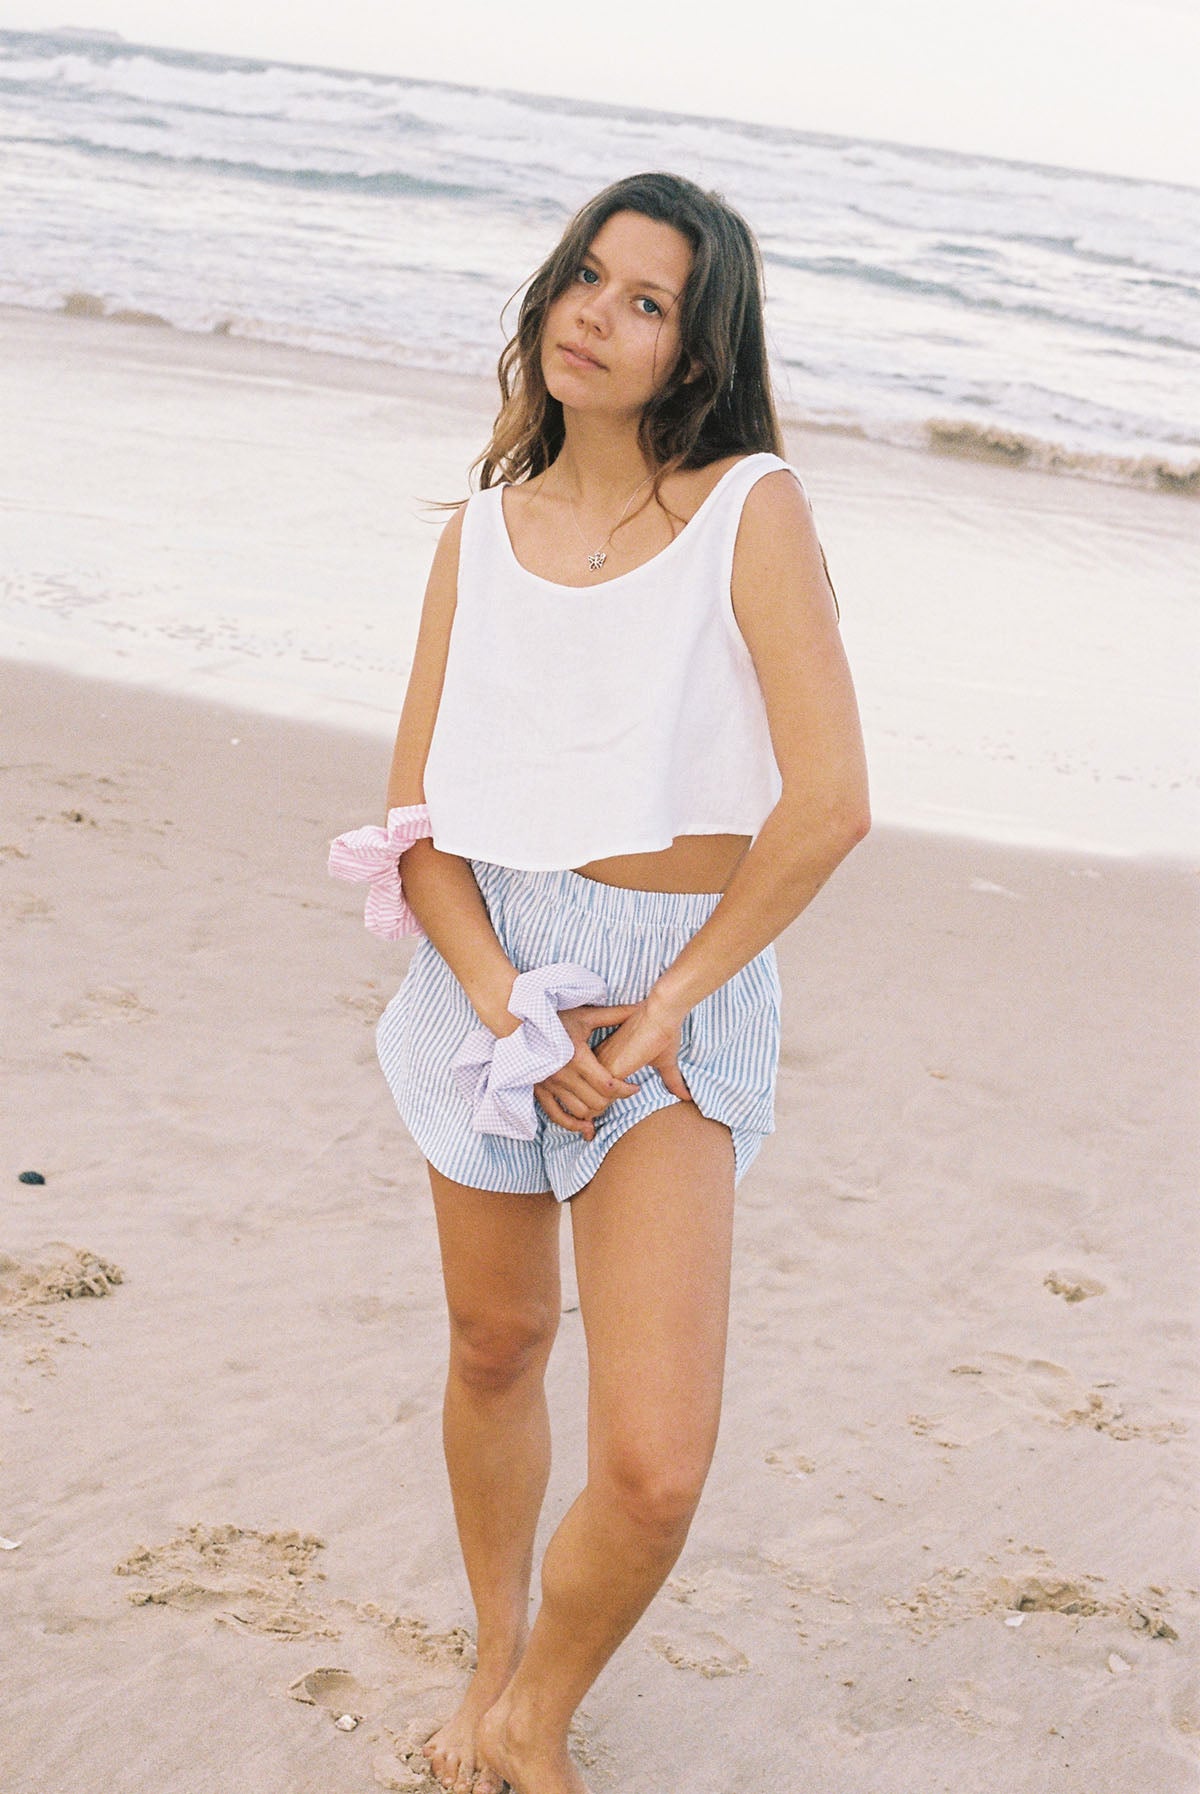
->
xmin=561 ymin=469 xmax=655 ymax=571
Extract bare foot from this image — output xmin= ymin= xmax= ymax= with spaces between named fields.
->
xmin=422 ymin=1663 xmax=516 ymax=1794
xmin=477 ymin=1694 xmax=590 ymax=1794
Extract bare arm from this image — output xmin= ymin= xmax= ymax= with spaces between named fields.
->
xmin=385 ymin=506 xmax=519 ymax=1036
xmin=596 ymin=469 xmax=870 ymax=1081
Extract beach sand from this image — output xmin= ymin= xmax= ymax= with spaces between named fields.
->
xmin=1 ymin=661 xmax=1197 ymax=1793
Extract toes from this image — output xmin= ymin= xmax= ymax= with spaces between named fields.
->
xmin=424 ymin=1744 xmax=460 ymax=1789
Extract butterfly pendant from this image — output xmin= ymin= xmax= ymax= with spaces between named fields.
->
xmin=588 ymin=551 xmax=607 ymax=570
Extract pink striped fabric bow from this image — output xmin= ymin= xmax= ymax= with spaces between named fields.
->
xmin=327 ymin=804 xmax=433 ymax=939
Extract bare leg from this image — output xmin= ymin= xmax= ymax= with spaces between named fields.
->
xmin=422 ymin=1168 xmax=563 ymax=1794
xmin=479 ymin=1104 xmax=736 ymax=1794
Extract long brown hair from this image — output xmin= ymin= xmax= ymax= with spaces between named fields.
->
xmin=472 ymin=172 xmax=838 ymax=612
xmin=476 ymin=171 xmax=781 ymax=488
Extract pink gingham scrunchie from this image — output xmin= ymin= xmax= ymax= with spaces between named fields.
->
xmin=327 ymin=804 xmax=433 ymax=940
xmin=450 ymin=963 xmax=609 ymax=1140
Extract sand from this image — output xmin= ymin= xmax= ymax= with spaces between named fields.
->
xmin=1 ymin=660 xmax=1197 ymax=1793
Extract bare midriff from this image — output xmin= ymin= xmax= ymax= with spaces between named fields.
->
xmin=572 ymin=833 xmax=750 ymax=894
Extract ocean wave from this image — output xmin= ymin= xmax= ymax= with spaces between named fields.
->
xmin=762 ymin=249 xmax=1200 ymax=354
xmin=999 ymin=230 xmax=1200 ymax=284
xmin=13 ymin=132 xmax=494 ymax=203
xmin=782 ymin=407 xmax=1200 ymax=495
xmin=920 ymin=417 xmax=1199 ymax=495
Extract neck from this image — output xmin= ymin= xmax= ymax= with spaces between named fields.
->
xmin=551 ymin=411 xmax=656 ymax=505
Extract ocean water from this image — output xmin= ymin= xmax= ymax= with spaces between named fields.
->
xmin=2 ymin=25 xmax=1199 ymax=495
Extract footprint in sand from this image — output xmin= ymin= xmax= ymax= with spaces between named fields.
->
xmin=53 ymin=986 xmax=156 ymax=1029
xmin=888 ymin=1561 xmax=1181 ymax=1642
xmin=347 ymin=1600 xmax=475 ymax=1669
xmin=958 ymin=1351 xmax=1183 ymax=1442
xmin=288 ymin=1665 xmax=372 ymax=1727
xmin=667 ymin=1560 xmax=757 ymax=1616
xmin=648 ymin=1630 xmax=749 ymax=1677
xmin=993 ymin=1573 xmax=1180 ymax=1639
xmin=1043 ymin=1268 xmax=1107 ymax=1302
xmin=115 ymin=1522 xmax=337 ymax=1639
xmin=0 ymin=892 xmax=53 ymax=924
xmin=765 ymin=1446 xmax=816 ymax=1477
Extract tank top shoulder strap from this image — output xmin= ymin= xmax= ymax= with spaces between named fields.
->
xmin=456 ymin=482 xmax=505 ymax=600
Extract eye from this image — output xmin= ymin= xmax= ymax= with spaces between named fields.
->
xmin=577 ymin=265 xmax=600 ymax=286
xmin=635 ymin=296 xmax=662 ymax=317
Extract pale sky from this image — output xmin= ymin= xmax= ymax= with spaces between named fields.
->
xmin=5 ymin=0 xmax=1197 ymax=186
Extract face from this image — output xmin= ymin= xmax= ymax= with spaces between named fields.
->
xmin=540 ymin=209 xmax=694 ymax=418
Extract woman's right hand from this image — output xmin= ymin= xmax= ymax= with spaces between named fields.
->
xmin=534 ymin=1004 xmax=640 ymax=1139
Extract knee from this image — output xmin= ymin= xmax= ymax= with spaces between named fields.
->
xmin=601 ymin=1443 xmax=711 ymax=1548
xmin=447 ymin=1300 xmax=558 ymax=1396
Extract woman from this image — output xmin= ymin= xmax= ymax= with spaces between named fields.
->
xmin=330 ymin=171 xmax=869 ymax=1794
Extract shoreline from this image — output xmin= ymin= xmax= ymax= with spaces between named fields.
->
xmin=8 ymin=298 xmax=1200 ymax=498
xmin=2 ymin=657 xmax=1196 ymax=1793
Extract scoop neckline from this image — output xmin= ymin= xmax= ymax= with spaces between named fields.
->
xmin=494 ymin=453 xmax=777 ymax=593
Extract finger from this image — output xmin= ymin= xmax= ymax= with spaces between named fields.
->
xmin=658 ymin=1054 xmax=693 ymax=1103
xmin=535 ymin=1084 xmax=595 ymax=1139
xmin=565 ymin=1054 xmax=637 ymax=1104
xmin=570 ymin=1047 xmax=634 ymax=1097
xmin=592 ymin=1032 xmax=641 ymax=1080
xmin=547 ymin=1074 xmax=608 ymax=1119
xmin=545 ymin=1079 xmax=593 ymax=1120
xmin=576 ymin=1005 xmax=638 ymax=1028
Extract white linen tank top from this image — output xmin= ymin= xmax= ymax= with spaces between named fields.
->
xmin=422 ymin=451 xmax=794 ymax=870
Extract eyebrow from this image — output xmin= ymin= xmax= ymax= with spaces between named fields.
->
xmin=583 ymin=250 xmax=680 ymax=302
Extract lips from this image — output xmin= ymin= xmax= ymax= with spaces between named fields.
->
xmin=559 ymin=341 xmax=605 ymax=370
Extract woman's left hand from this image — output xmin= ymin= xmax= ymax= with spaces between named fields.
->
xmin=591 ymin=992 xmax=693 ymax=1102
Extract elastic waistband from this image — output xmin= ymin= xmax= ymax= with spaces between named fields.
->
xmin=471 ymin=861 xmax=722 ymax=931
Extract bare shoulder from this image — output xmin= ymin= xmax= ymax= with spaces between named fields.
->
xmin=431 ymin=496 xmax=468 ymax=560
xmin=387 ymin=500 xmax=468 ymax=798
xmin=420 ymin=498 xmax=468 ymax=598
xmin=740 ymin=464 xmax=812 ymax=533
xmin=732 ymin=466 xmax=838 ymax=628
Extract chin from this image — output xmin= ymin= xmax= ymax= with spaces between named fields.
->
xmin=544 ymin=372 xmax=602 ymax=411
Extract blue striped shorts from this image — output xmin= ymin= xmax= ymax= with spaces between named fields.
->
xmin=376 ymin=861 xmax=781 ymax=1201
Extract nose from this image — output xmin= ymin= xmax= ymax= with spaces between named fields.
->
xmin=575 ymin=281 xmax=609 ymax=338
